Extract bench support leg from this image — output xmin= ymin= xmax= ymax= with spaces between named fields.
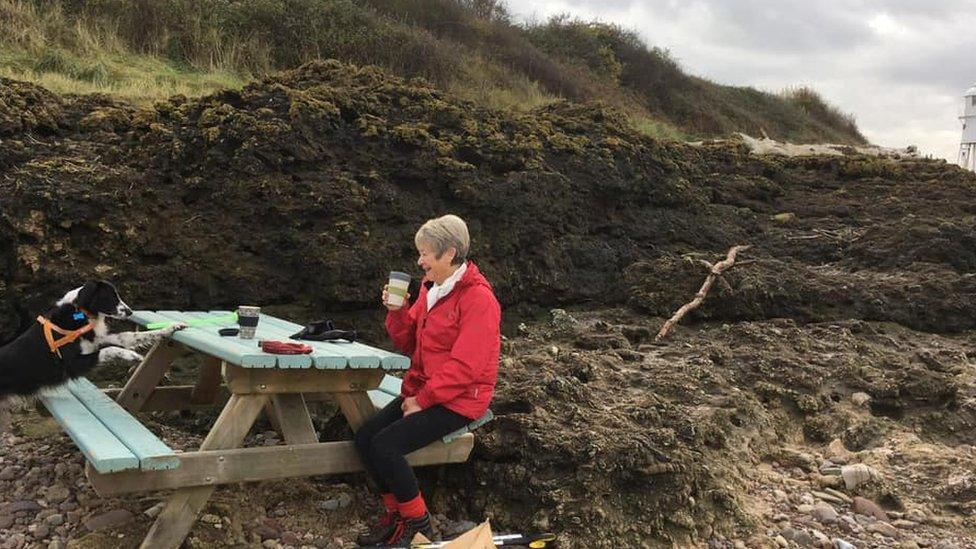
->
xmin=268 ymin=394 xmax=318 ymax=445
xmin=190 ymin=356 xmax=223 ymax=405
xmin=334 ymin=391 xmax=377 ymax=432
xmin=116 ymin=340 xmax=182 ymax=412
xmin=139 ymin=393 xmax=267 ymax=549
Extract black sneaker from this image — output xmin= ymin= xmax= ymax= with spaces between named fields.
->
xmin=357 ymin=511 xmax=399 ymax=547
xmin=385 ymin=512 xmax=434 ymax=545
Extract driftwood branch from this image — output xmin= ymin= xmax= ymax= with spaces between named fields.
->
xmin=656 ymin=245 xmax=751 ymax=340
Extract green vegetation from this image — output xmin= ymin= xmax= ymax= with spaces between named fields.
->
xmin=0 ymin=0 xmax=865 ymax=143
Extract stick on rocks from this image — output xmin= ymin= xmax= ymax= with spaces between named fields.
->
xmin=656 ymin=245 xmax=751 ymax=340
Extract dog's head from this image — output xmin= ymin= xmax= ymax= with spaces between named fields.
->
xmin=69 ymin=280 xmax=133 ymax=319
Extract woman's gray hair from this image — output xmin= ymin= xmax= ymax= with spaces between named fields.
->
xmin=415 ymin=214 xmax=470 ymax=265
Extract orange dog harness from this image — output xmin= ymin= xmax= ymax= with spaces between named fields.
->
xmin=36 ymin=315 xmax=94 ymax=358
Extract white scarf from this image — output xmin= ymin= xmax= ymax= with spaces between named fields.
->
xmin=426 ymin=262 xmax=467 ymax=311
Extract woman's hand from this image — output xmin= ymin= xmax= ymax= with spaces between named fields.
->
xmin=401 ymin=396 xmax=421 ymax=417
xmin=382 ymin=284 xmax=410 ymax=312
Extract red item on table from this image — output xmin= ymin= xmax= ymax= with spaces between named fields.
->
xmin=260 ymin=340 xmax=313 ymax=354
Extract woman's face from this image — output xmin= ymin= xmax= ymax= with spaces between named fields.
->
xmin=417 ymin=241 xmax=457 ymax=284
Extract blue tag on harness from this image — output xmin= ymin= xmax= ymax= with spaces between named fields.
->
xmin=73 ymin=312 xmax=86 ymax=321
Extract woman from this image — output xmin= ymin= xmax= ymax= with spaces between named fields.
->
xmin=354 ymin=214 xmax=501 ymax=546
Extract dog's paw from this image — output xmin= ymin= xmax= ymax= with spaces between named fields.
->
xmin=164 ymin=322 xmax=188 ymax=335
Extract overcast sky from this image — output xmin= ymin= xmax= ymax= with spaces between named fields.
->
xmin=507 ymin=0 xmax=976 ymax=162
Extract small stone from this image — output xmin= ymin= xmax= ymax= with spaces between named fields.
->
xmin=262 ymin=540 xmax=278 ymax=549
xmin=905 ymin=509 xmax=927 ymax=523
xmin=867 ymin=521 xmax=899 ymax=538
xmin=45 ymin=513 xmax=64 ymax=526
xmin=797 ymin=504 xmax=815 ymax=514
xmin=734 ymin=542 xmax=747 ymax=549
xmin=320 ymin=499 xmax=341 ymax=511
xmin=144 ymin=503 xmax=165 ymax=518
xmin=200 ymin=513 xmax=221 ymax=524
xmin=775 ymin=535 xmax=789 ymax=548
xmin=851 ymin=392 xmax=871 ymax=406
xmin=8 ymin=501 xmax=41 ymax=514
xmin=84 ymin=509 xmax=134 ymax=532
xmin=32 ymin=523 xmax=50 ymax=538
xmin=853 ymin=496 xmax=888 ymax=521
xmin=899 ymin=542 xmax=920 ymax=549
xmin=823 ymin=488 xmax=852 ymax=503
xmin=773 ymin=212 xmax=796 ymax=223
xmin=812 ymin=490 xmax=845 ymax=505
xmin=0 ymin=466 xmax=16 ymax=481
xmin=336 ymin=493 xmax=353 ymax=508
xmin=841 ymin=464 xmax=879 ymax=490
xmin=281 ymin=532 xmax=301 ymax=545
xmin=892 ymin=520 xmax=917 ymax=530
xmin=48 ymin=541 xmax=66 ymax=549
xmin=773 ymin=489 xmax=788 ymax=502
xmin=827 ymin=439 xmax=854 ymax=464
xmin=254 ymin=524 xmax=280 ymax=541
xmin=810 ymin=503 xmax=838 ymax=524
xmin=43 ymin=484 xmax=70 ymax=503
xmin=834 ymin=540 xmax=855 ymax=549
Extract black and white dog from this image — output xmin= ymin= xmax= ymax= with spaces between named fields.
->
xmin=0 ymin=280 xmax=184 ymax=399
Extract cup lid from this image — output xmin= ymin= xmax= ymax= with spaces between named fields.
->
xmin=388 ymin=271 xmax=412 ymax=282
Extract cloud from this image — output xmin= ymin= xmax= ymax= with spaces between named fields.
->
xmin=506 ymin=0 xmax=975 ymax=162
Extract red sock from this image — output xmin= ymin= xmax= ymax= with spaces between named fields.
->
xmin=398 ymin=493 xmax=427 ymax=519
xmin=381 ymin=493 xmax=398 ymax=515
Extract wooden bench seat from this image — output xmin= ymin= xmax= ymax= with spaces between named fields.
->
xmin=367 ymin=374 xmax=494 ymax=444
xmin=39 ymin=377 xmax=179 ymax=474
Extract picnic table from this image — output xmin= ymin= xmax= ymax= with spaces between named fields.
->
xmin=39 ymin=310 xmax=484 ymax=549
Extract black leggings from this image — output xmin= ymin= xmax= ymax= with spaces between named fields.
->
xmin=354 ymin=397 xmax=471 ymax=502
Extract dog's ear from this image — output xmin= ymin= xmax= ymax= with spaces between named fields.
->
xmin=73 ymin=281 xmax=100 ymax=311
xmin=75 ymin=280 xmax=121 ymax=314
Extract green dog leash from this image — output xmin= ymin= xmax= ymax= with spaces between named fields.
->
xmin=145 ymin=313 xmax=238 ymax=330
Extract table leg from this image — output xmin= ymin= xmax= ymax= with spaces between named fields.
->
xmin=190 ymin=356 xmax=223 ymax=405
xmin=268 ymin=394 xmax=318 ymax=445
xmin=116 ymin=340 xmax=183 ymax=412
xmin=334 ymin=392 xmax=378 ymax=432
xmin=139 ymin=393 xmax=267 ymax=549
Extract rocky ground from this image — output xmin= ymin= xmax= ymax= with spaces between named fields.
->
xmin=1 ymin=307 xmax=974 ymax=548
xmin=1 ymin=60 xmax=976 ymax=547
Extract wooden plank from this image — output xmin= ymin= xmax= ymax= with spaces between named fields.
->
xmin=443 ymin=409 xmax=495 ymax=444
xmin=233 ymin=315 xmax=324 ymax=370
xmin=181 ymin=311 xmax=313 ymax=370
xmin=129 ymin=311 xmax=273 ymax=368
xmin=87 ymin=435 xmax=475 ymax=496
xmin=268 ymin=394 xmax=318 ymax=445
xmin=368 ymin=389 xmax=397 ymax=411
xmin=67 ymin=378 xmax=179 ymax=471
xmin=39 ymin=385 xmax=139 ymax=473
xmin=152 ymin=311 xmax=277 ymax=369
xmin=223 ymin=364 xmax=383 ymax=395
xmin=115 ymin=338 xmax=182 ymax=413
xmin=335 ymin=391 xmax=378 ymax=432
xmin=139 ymin=393 xmax=267 ymax=549
xmin=191 ymin=356 xmax=223 ymax=405
xmin=104 ymin=386 xmax=228 ymax=412
xmin=257 ymin=314 xmax=391 ymax=369
xmin=209 ymin=311 xmax=349 ymax=370
xmin=377 ymin=374 xmax=404 ymax=396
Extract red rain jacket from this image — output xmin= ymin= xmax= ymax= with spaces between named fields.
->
xmin=385 ymin=261 xmax=501 ymax=419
